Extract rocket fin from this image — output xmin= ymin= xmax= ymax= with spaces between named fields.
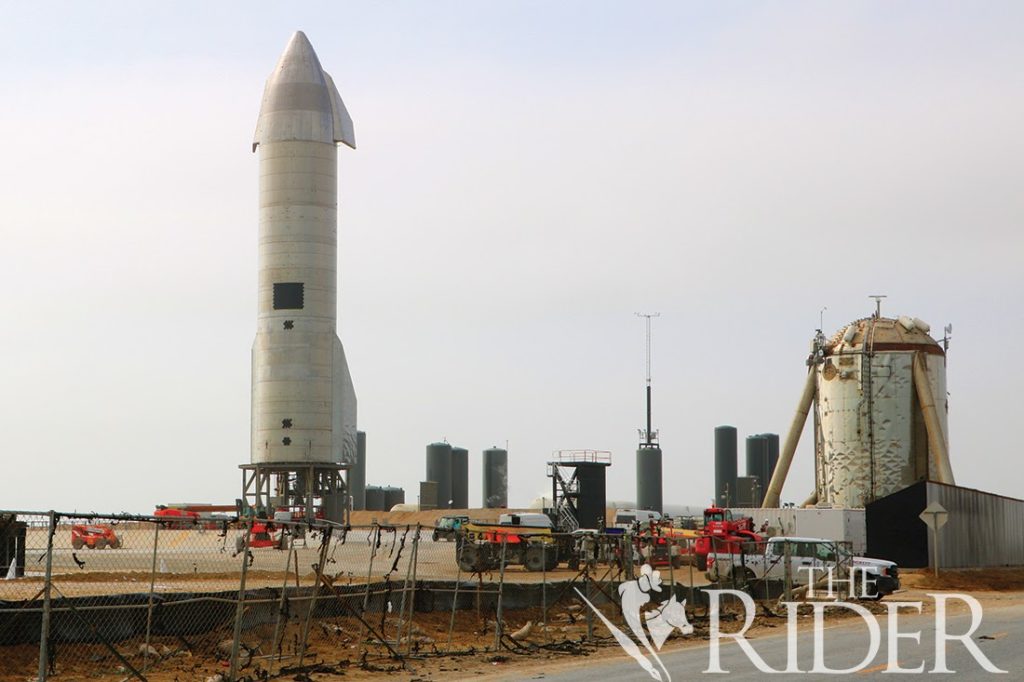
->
xmin=324 ymin=72 xmax=356 ymax=149
xmin=332 ymin=335 xmax=358 ymax=465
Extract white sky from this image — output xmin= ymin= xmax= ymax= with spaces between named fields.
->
xmin=2 ymin=2 xmax=1022 ymax=514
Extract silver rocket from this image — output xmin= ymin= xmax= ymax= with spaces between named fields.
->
xmin=251 ymin=32 xmax=357 ymax=467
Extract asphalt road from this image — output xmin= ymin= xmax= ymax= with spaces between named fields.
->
xmin=528 ymin=600 xmax=1020 ymax=681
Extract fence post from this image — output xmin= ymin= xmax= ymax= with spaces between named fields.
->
xmin=625 ymin=531 xmax=634 ymax=581
xmin=37 ymin=510 xmax=56 ymax=682
xmin=585 ymin=559 xmax=594 ymax=641
xmin=687 ymin=537 xmax=696 ymax=615
xmin=362 ymin=525 xmax=378 ymax=613
xmin=492 ymin=536 xmax=508 ymax=651
xmin=228 ymin=519 xmax=253 ymax=681
xmin=401 ymin=526 xmax=421 ymax=655
xmin=394 ymin=526 xmax=415 ymax=652
xmin=143 ymin=521 xmax=161 ymax=673
xmin=446 ymin=537 xmax=464 ymax=652
xmin=269 ymin=538 xmax=295 ymax=675
xmin=783 ymin=540 xmax=792 ymax=603
xmin=667 ymin=535 xmax=676 ymax=599
xmin=541 ymin=541 xmax=547 ymax=625
xmin=298 ymin=525 xmax=333 ymax=668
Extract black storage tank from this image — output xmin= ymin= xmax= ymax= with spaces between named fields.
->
xmin=450 ymin=446 xmax=469 ymax=509
xmin=714 ymin=426 xmax=738 ymax=507
xmin=383 ymin=486 xmax=405 ymax=510
xmin=426 ymin=442 xmax=453 ymax=509
xmin=482 ymin=447 xmax=508 ymax=508
xmin=745 ymin=434 xmax=769 ymax=504
xmin=364 ymin=485 xmax=386 ymax=512
xmin=350 ymin=430 xmax=367 ymax=511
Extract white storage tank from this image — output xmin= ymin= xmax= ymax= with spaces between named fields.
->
xmin=815 ymin=315 xmax=951 ymax=507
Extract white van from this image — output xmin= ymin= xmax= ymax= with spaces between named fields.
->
xmin=612 ymin=509 xmax=662 ymax=529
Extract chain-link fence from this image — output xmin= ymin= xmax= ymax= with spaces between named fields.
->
xmin=0 ymin=511 xmax=876 ymax=681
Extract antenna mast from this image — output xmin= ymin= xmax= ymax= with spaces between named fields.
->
xmin=869 ymin=294 xmax=887 ymax=319
xmin=635 ymin=312 xmax=660 ymax=446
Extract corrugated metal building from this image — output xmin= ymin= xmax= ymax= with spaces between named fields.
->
xmin=866 ymin=481 xmax=1024 ymax=568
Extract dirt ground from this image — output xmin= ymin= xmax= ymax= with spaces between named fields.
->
xmin=6 ymin=567 xmax=1024 ymax=681
xmin=900 ymin=567 xmax=1024 ymax=592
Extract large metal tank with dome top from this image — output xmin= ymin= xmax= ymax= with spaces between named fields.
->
xmin=813 ymin=314 xmax=953 ymax=507
xmin=763 ymin=306 xmax=954 ymax=509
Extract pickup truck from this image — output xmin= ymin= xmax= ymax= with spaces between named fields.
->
xmin=706 ymin=536 xmax=899 ymax=600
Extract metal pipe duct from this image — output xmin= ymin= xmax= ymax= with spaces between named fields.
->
xmin=912 ymin=352 xmax=955 ymax=485
xmin=762 ymin=369 xmax=816 ymax=508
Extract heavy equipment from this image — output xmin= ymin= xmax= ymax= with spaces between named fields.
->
xmin=71 ymin=524 xmax=122 ymax=550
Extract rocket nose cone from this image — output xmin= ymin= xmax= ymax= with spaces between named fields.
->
xmin=254 ymin=31 xmax=355 ymax=150
xmin=272 ymin=30 xmax=327 ymax=85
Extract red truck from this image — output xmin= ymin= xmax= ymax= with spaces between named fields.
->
xmin=692 ymin=507 xmax=763 ymax=570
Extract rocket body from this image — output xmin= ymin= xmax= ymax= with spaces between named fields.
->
xmin=251 ymin=32 xmax=357 ymax=466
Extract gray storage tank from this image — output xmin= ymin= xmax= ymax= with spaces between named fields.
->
xmin=426 ymin=442 xmax=453 ymax=509
xmin=636 ymin=445 xmax=663 ymax=513
xmin=714 ymin=426 xmax=738 ymax=507
xmin=419 ymin=481 xmax=439 ymax=511
xmin=350 ymin=430 xmax=367 ymax=511
xmin=451 ymin=446 xmax=469 ymax=509
xmin=482 ymin=447 xmax=508 ymax=508
xmin=365 ymin=485 xmax=385 ymax=512
xmin=383 ymin=486 xmax=405 ymax=510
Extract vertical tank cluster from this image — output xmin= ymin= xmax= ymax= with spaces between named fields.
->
xmin=714 ymin=427 xmax=778 ymax=507
xmin=363 ymin=485 xmax=405 ymax=511
xmin=814 ymin=315 xmax=953 ymax=507
xmin=482 ymin=447 xmax=508 ymax=508
xmin=714 ymin=426 xmax=738 ymax=507
xmin=421 ymin=442 xmax=470 ymax=510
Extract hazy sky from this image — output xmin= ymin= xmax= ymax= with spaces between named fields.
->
xmin=2 ymin=2 xmax=1022 ymax=514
